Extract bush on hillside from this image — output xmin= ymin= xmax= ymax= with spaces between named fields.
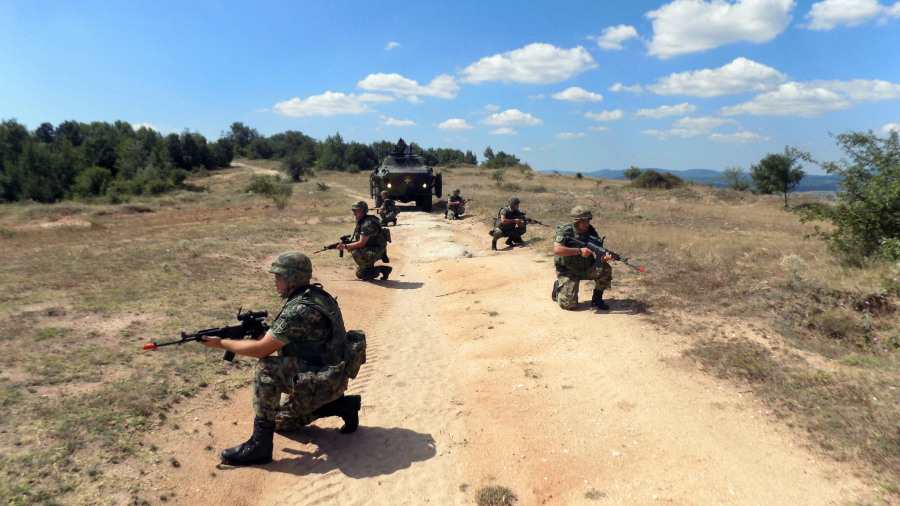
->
xmin=631 ymin=169 xmax=685 ymax=189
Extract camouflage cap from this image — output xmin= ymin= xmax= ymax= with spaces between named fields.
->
xmin=570 ymin=205 xmax=593 ymax=222
xmin=268 ymin=251 xmax=312 ymax=285
xmin=508 ymin=197 xmax=521 ymax=206
xmin=350 ymin=200 xmax=369 ymax=213
xmin=380 ymin=190 xmax=389 ymax=196
xmin=453 ymin=189 xmax=461 ymax=194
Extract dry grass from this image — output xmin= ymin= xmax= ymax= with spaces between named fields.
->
xmin=1 ymin=163 xmax=898 ymax=502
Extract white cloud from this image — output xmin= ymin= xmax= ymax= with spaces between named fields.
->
xmin=407 ymin=95 xmax=424 ymax=105
xmin=529 ymin=94 xmax=545 ymax=99
xmin=804 ymin=0 xmax=895 ymax=29
xmin=588 ymin=126 xmax=611 ymax=132
xmin=808 ymin=79 xmax=900 ymax=101
xmin=882 ymin=123 xmax=900 ymax=133
xmin=382 ymin=117 xmax=416 ymax=126
xmin=133 ymin=122 xmax=158 ymax=131
xmin=709 ymin=131 xmax=771 ymax=142
xmin=556 ymin=132 xmax=587 ymax=139
xmin=585 ymin=110 xmax=625 ymax=121
xmin=673 ymin=116 xmax=740 ymax=129
xmin=551 ymin=87 xmax=604 ymax=102
xmin=273 ymin=91 xmax=393 ymax=117
xmin=647 ymin=57 xmax=788 ymax=97
xmin=721 ymin=82 xmax=852 ymax=117
xmin=640 ymin=128 xmax=708 ymax=139
xmin=436 ymin=118 xmax=474 ymax=131
xmin=646 ymin=0 xmax=795 ymax=58
xmin=358 ymin=73 xmax=459 ymax=99
xmin=635 ymin=102 xmax=698 ymax=118
xmin=385 ymin=41 xmax=401 ymax=50
xmin=482 ymin=109 xmax=543 ymax=126
xmin=484 ymin=104 xmax=501 ymax=111
xmin=610 ymin=83 xmax=645 ymax=94
xmin=523 ymin=147 xmax=533 ymax=151
xmin=489 ymin=128 xmax=518 ymax=135
xmin=460 ymin=43 xmax=598 ymax=84
xmin=591 ymin=24 xmax=639 ymax=50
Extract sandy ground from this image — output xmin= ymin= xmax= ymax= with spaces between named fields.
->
xmin=152 ymin=208 xmax=877 ymax=505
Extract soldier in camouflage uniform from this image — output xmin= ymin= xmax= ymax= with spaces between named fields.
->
xmin=551 ymin=206 xmax=615 ymax=310
xmin=337 ymin=200 xmax=392 ymax=281
xmin=446 ymin=189 xmax=470 ymax=220
xmin=490 ymin=197 xmax=528 ymax=251
xmin=372 ymin=190 xmax=398 ymax=226
xmin=201 ymin=251 xmax=362 ymax=465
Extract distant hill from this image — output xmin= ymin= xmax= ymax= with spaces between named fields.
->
xmin=541 ymin=168 xmax=842 ymax=192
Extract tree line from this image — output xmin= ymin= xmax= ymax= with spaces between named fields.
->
xmin=0 ymin=120 xmax=492 ymax=204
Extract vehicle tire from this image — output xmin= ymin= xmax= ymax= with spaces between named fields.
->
xmin=374 ymin=188 xmax=384 ymax=207
xmin=421 ymin=197 xmax=433 ymax=213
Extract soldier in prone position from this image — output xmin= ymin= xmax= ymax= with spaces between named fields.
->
xmin=201 ymin=251 xmax=362 ymax=466
xmin=446 ymin=189 xmax=468 ymax=220
xmin=551 ymin=206 xmax=616 ymax=311
xmin=372 ymin=190 xmax=398 ymax=226
xmin=337 ymin=200 xmax=392 ymax=281
xmin=490 ymin=197 xmax=528 ymax=251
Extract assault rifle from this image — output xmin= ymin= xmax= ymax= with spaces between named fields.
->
xmin=522 ymin=217 xmax=550 ymax=228
xmin=142 ymin=308 xmax=269 ymax=361
xmin=566 ymin=237 xmax=645 ymax=273
xmin=313 ymin=235 xmax=352 ymax=257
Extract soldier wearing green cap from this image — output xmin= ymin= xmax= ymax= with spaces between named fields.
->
xmin=490 ymin=196 xmax=528 ymax=251
xmin=446 ymin=189 xmax=470 ymax=220
xmin=551 ymin=206 xmax=615 ymax=310
xmin=201 ymin=251 xmax=363 ymax=466
xmin=337 ymin=200 xmax=392 ymax=281
xmin=372 ymin=190 xmax=398 ymax=226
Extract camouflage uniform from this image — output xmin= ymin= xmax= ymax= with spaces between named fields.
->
xmin=253 ymin=284 xmax=349 ymax=429
xmin=446 ymin=192 xmax=466 ymax=220
xmin=491 ymin=205 xmax=527 ymax=241
xmin=350 ymin=213 xmax=388 ymax=280
xmin=553 ymin=223 xmax=613 ymax=310
xmin=378 ymin=192 xmax=398 ymax=226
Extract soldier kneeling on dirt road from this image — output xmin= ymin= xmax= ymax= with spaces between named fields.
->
xmin=337 ymin=200 xmax=392 ymax=281
xmin=201 ymin=251 xmax=365 ymax=466
xmin=372 ymin=190 xmax=398 ymax=226
xmin=551 ymin=206 xmax=615 ymax=311
xmin=490 ymin=197 xmax=528 ymax=251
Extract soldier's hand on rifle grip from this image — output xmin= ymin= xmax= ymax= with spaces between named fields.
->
xmin=579 ymin=247 xmax=592 ymax=258
xmin=336 ymin=243 xmax=346 ymax=251
xmin=600 ymin=252 xmax=615 ymax=263
xmin=200 ymin=335 xmax=222 ymax=348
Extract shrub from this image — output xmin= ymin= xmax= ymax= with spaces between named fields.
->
xmin=631 ymin=169 xmax=685 ymax=189
xmin=623 ymin=166 xmax=643 ymax=180
xmin=72 ymin=166 xmax=113 ymax=197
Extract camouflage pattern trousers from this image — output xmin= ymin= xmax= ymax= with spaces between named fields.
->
xmin=556 ymin=263 xmax=613 ymax=310
xmin=350 ymin=246 xmax=386 ymax=279
xmin=446 ymin=206 xmax=465 ymax=220
xmin=491 ymin=225 xmax=527 ymax=240
xmin=378 ymin=210 xmax=397 ymax=224
xmin=252 ymin=356 xmax=348 ymax=429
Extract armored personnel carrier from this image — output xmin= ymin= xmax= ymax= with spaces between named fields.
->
xmin=370 ymin=138 xmax=442 ymax=212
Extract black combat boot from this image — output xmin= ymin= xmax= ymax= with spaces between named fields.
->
xmin=360 ymin=269 xmax=379 ymax=281
xmin=380 ymin=266 xmax=393 ymax=280
xmin=382 ymin=251 xmax=390 ymax=263
xmin=491 ymin=239 xmax=498 ymax=251
xmin=551 ymin=280 xmax=560 ymax=302
xmin=505 ymin=237 xmax=514 ymax=247
xmin=312 ymin=395 xmax=361 ymax=434
xmin=591 ymin=290 xmax=610 ymax=310
xmin=512 ymin=235 xmax=524 ymax=245
xmin=391 ymin=219 xmax=397 ymax=226
xmin=220 ymin=416 xmax=275 ymax=465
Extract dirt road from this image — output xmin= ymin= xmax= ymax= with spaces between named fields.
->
xmin=158 ymin=208 xmax=874 ymax=505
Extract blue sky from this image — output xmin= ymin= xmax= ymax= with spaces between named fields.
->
xmin=2 ymin=0 xmax=898 ymax=175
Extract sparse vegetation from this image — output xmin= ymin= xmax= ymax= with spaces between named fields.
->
xmin=476 ymin=485 xmax=517 ymax=506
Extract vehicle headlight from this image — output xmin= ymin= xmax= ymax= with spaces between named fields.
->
xmin=422 ymin=183 xmax=427 ymax=188
xmin=386 ymin=183 xmax=392 ymax=188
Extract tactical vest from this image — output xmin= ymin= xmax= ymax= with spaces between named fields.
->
xmin=278 ymin=284 xmax=347 ymax=366
xmin=495 ymin=206 xmax=524 ymax=231
xmin=352 ymin=215 xmax=387 ymax=248
xmin=555 ymin=223 xmax=599 ymax=271
xmin=383 ymin=199 xmax=396 ymax=213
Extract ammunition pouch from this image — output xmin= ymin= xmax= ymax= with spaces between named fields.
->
xmin=344 ymin=330 xmax=367 ymax=379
